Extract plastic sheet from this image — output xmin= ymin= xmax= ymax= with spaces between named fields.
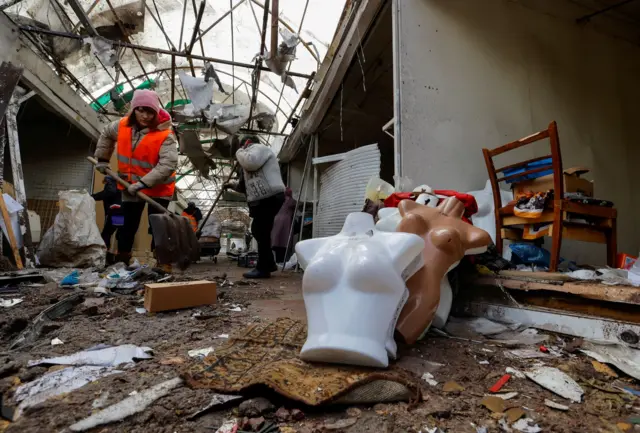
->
xmin=28 ymin=344 xmax=153 ymax=367
xmin=83 ymin=37 xmax=117 ymax=67
xmin=178 ymin=70 xmax=214 ymax=112
xmin=14 ymin=366 xmax=121 ymax=418
xmin=204 ymin=104 xmax=251 ymax=134
xmin=68 ymin=377 xmax=183 ymax=431
xmin=37 ymin=191 xmax=106 ymax=268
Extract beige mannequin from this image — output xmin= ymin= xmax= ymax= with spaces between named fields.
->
xmin=395 ymin=197 xmax=492 ymax=344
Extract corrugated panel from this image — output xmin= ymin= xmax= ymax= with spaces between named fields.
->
xmin=314 ymin=144 xmax=380 ymax=238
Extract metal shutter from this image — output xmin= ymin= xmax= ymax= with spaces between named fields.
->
xmin=314 ymin=144 xmax=380 ymax=238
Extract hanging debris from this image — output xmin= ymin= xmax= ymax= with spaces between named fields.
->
xmin=179 ymin=130 xmax=217 ymax=179
xmin=178 ymin=70 xmax=214 ymax=112
xmin=205 ymin=104 xmax=251 ymax=134
xmin=264 ymin=27 xmax=300 ymax=91
xmin=83 ymin=37 xmax=118 ymax=68
xmin=252 ymin=112 xmax=276 ymax=131
xmin=203 ymin=63 xmax=227 ymax=95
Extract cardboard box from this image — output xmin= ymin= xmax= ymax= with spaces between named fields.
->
xmin=512 ymin=167 xmax=593 ymax=197
xmin=144 ymin=280 xmax=216 ymax=313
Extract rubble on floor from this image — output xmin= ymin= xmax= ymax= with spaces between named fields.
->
xmin=0 ymin=260 xmax=638 ymax=433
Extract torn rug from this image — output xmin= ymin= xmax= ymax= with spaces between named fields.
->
xmin=182 ymin=317 xmax=421 ymax=405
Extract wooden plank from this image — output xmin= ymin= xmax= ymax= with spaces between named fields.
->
xmin=6 ymin=97 xmax=35 ymax=267
xmin=503 ymin=212 xmax=555 ymax=226
xmin=500 ymin=228 xmax=522 ymax=241
xmin=562 ymin=200 xmax=617 ymax=218
xmin=498 ymin=270 xmax=573 ymax=281
xmin=550 ymin=224 xmax=606 ymax=244
xmin=0 ymin=193 xmax=22 ymax=269
xmin=489 ymin=129 xmax=550 ymax=156
xmin=474 ymin=276 xmax=640 ymax=305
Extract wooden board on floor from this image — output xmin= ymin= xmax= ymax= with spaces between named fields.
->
xmin=474 ymin=276 xmax=640 ymax=305
xmin=498 ymin=270 xmax=573 ymax=282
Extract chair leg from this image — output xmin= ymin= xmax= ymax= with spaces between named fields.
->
xmin=606 ymin=219 xmax=617 ymax=267
xmin=549 ymin=209 xmax=563 ymax=272
xmin=495 ymin=221 xmax=503 ymax=255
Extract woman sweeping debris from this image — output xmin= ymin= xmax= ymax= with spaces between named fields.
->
xmin=224 ymin=135 xmax=285 ymax=278
xmin=93 ymin=89 xmax=178 ymax=265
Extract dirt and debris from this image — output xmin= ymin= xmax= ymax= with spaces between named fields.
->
xmin=0 ymin=257 xmax=638 ymax=432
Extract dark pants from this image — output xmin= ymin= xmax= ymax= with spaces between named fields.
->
xmin=272 ymin=246 xmax=286 ymax=263
xmin=101 ymin=217 xmax=118 ymax=249
xmin=118 ymin=199 xmax=170 ymax=254
xmin=249 ymin=193 xmax=284 ymax=272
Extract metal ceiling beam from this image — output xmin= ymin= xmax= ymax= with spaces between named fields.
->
xmin=0 ymin=0 xmax=25 ymax=11
xmin=145 ymin=0 xmax=176 ymax=50
xmin=110 ymin=65 xmax=292 ymax=118
xmin=193 ymin=0 xmax=244 ymax=46
xmin=66 ymin=0 xmax=99 ymax=36
xmin=71 ymin=0 xmax=102 ymax=33
xmin=248 ymin=0 xmax=270 ymax=125
xmin=249 ymin=0 xmax=320 ymax=62
xmin=268 ymin=0 xmax=309 ymax=142
xmin=187 ymin=0 xmax=207 ymax=54
xmin=104 ymin=0 xmax=154 ymax=88
xmin=576 ymin=0 xmax=639 ymax=23
xmin=19 ymin=26 xmax=313 ymax=79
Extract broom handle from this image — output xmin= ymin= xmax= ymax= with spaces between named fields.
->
xmin=197 ymin=162 xmax=239 ymax=232
xmin=87 ymin=156 xmax=171 ymax=215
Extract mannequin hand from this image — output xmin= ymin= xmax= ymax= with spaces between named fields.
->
xmin=127 ymin=182 xmax=145 ymax=196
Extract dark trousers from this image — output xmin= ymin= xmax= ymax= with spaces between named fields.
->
xmin=249 ymin=193 xmax=284 ymax=272
xmin=118 ymin=199 xmax=170 ymax=254
xmin=272 ymin=246 xmax=286 ymax=263
xmin=101 ymin=217 xmax=118 ymax=249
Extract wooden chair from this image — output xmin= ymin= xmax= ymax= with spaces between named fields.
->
xmin=482 ymin=121 xmax=617 ymax=272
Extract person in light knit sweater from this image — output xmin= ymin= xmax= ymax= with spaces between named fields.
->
xmin=225 ymin=136 xmax=285 ymax=278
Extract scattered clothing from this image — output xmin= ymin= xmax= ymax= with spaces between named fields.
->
xmin=565 ymin=192 xmax=613 ymax=207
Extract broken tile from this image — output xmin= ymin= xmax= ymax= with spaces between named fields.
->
xmin=481 ymin=396 xmax=505 ymax=413
xmin=505 ymin=407 xmax=526 ymax=423
xmin=443 ymin=381 xmax=464 ymax=393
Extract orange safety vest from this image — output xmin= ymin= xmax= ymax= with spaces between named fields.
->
xmin=116 ymin=117 xmax=176 ymax=198
xmin=182 ymin=211 xmax=198 ymax=232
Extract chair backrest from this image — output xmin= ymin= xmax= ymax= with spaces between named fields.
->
xmin=482 ymin=121 xmax=563 ymax=217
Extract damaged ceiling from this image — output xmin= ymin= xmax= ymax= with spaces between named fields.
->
xmin=2 ymin=0 xmax=347 ymax=212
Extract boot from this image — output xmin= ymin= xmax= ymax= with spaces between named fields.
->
xmin=115 ymin=252 xmax=132 ymax=266
xmin=243 ymin=268 xmax=271 ymax=279
xmin=106 ymin=252 xmax=116 ymax=265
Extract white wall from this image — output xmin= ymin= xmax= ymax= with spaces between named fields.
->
xmin=396 ymin=0 xmax=640 ymax=265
